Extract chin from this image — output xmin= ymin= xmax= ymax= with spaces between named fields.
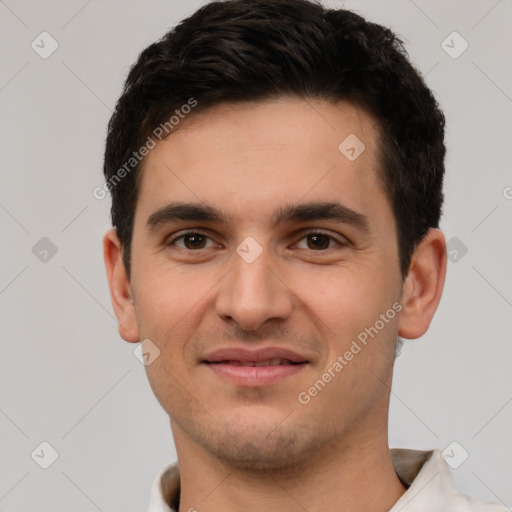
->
xmin=198 ymin=415 xmax=327 ymax=472
xmin=213 ymin=437 xmax=307 ymax=472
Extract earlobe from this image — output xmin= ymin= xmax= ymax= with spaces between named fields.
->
xmin=397 ymin=228 xmax=447 ymax=340
xmin=103 ymin=229 xmax=140 ymax=343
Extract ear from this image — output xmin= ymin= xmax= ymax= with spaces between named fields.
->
xmin=103 ymin=229 xmax=140 ymax=343
xmin=398 ymin=228 xmax=447 ymax=339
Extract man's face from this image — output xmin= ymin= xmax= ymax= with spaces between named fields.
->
xmin=127 ymin=97 xmax=404 ymax=469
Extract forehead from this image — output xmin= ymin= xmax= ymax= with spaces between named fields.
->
xmin=134 ymin=96 xmax=388 ymax=229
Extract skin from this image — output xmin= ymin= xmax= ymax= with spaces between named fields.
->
xmin=104 ymin=96 xmax=447 ymax=512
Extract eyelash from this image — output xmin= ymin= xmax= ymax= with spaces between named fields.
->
xmin=166 ymin=229 xmax=349 ymax=251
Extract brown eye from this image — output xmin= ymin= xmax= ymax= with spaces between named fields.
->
xmin=168 ymin=232 xmax=214 ymax=250
xmin=295 ymin=230 xmax=346 ymax=251
xmin=184 ymin=234 xmax=207 ymax=249
xmin=306 ymin=233 xmax=331 ymax=250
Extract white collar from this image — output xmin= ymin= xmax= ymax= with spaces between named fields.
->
xmin=147 ymin=449 xmax=507 ymax=512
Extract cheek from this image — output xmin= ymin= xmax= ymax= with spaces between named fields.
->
xmin=133 ymin=259 xmax=209 ymax=332
xmin=137 ymin=268 xmax=207 ymax=413
xmin=289 ymin=263 xmax=401 ymax=385
xmin=133 ymin=261 xmax=225 ymax=377
xmin=288 ymin=264 xmax=391 ymax=339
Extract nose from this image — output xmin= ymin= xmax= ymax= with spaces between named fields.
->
xmin=215 ymin=247 xmax=293 ymax=331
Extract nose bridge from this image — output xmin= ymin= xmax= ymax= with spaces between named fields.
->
xmin=215 ymin=241 xmax=292 ymax=330
xmin=233 ymin=248 xmax=274 ymax=299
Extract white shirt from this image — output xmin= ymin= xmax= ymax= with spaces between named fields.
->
xmin=147 ymin=448 xmax=509 ymax=512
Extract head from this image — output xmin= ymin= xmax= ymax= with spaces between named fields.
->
xmin=103 ymin=0 xmax=447 ymax=470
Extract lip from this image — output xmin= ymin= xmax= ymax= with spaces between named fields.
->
xmin=202 ymin=347 xmax=309 ymax=386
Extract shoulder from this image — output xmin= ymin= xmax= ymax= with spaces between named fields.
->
xmin=451 ymin=492 xmax=510 ymax=511
xmin=390 ymin=449 xmax=509 ymax=512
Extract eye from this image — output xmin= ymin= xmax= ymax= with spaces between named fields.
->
xmin=294 ymin=230 xmax=347 ymax=251
xmin=167 ymin=231 xmax=216 ymax=250
xmin=166 ymin=229 xmax=347 ymax=252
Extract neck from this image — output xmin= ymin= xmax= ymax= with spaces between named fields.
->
xmin=171 ymin=419 xmax=406 ymax=512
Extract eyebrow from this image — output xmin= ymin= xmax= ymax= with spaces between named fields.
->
xmin=145 ymin=201 xmax=370 ymax=234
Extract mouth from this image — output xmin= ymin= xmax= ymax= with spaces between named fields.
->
xmin=206 ymin=358 xmax=305 ymax=367
xmin=202 ymin=348 xmax=309 ymax=386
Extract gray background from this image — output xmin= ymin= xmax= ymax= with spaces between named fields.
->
xmin=0 ymin=0 xmax=511 ymax=510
